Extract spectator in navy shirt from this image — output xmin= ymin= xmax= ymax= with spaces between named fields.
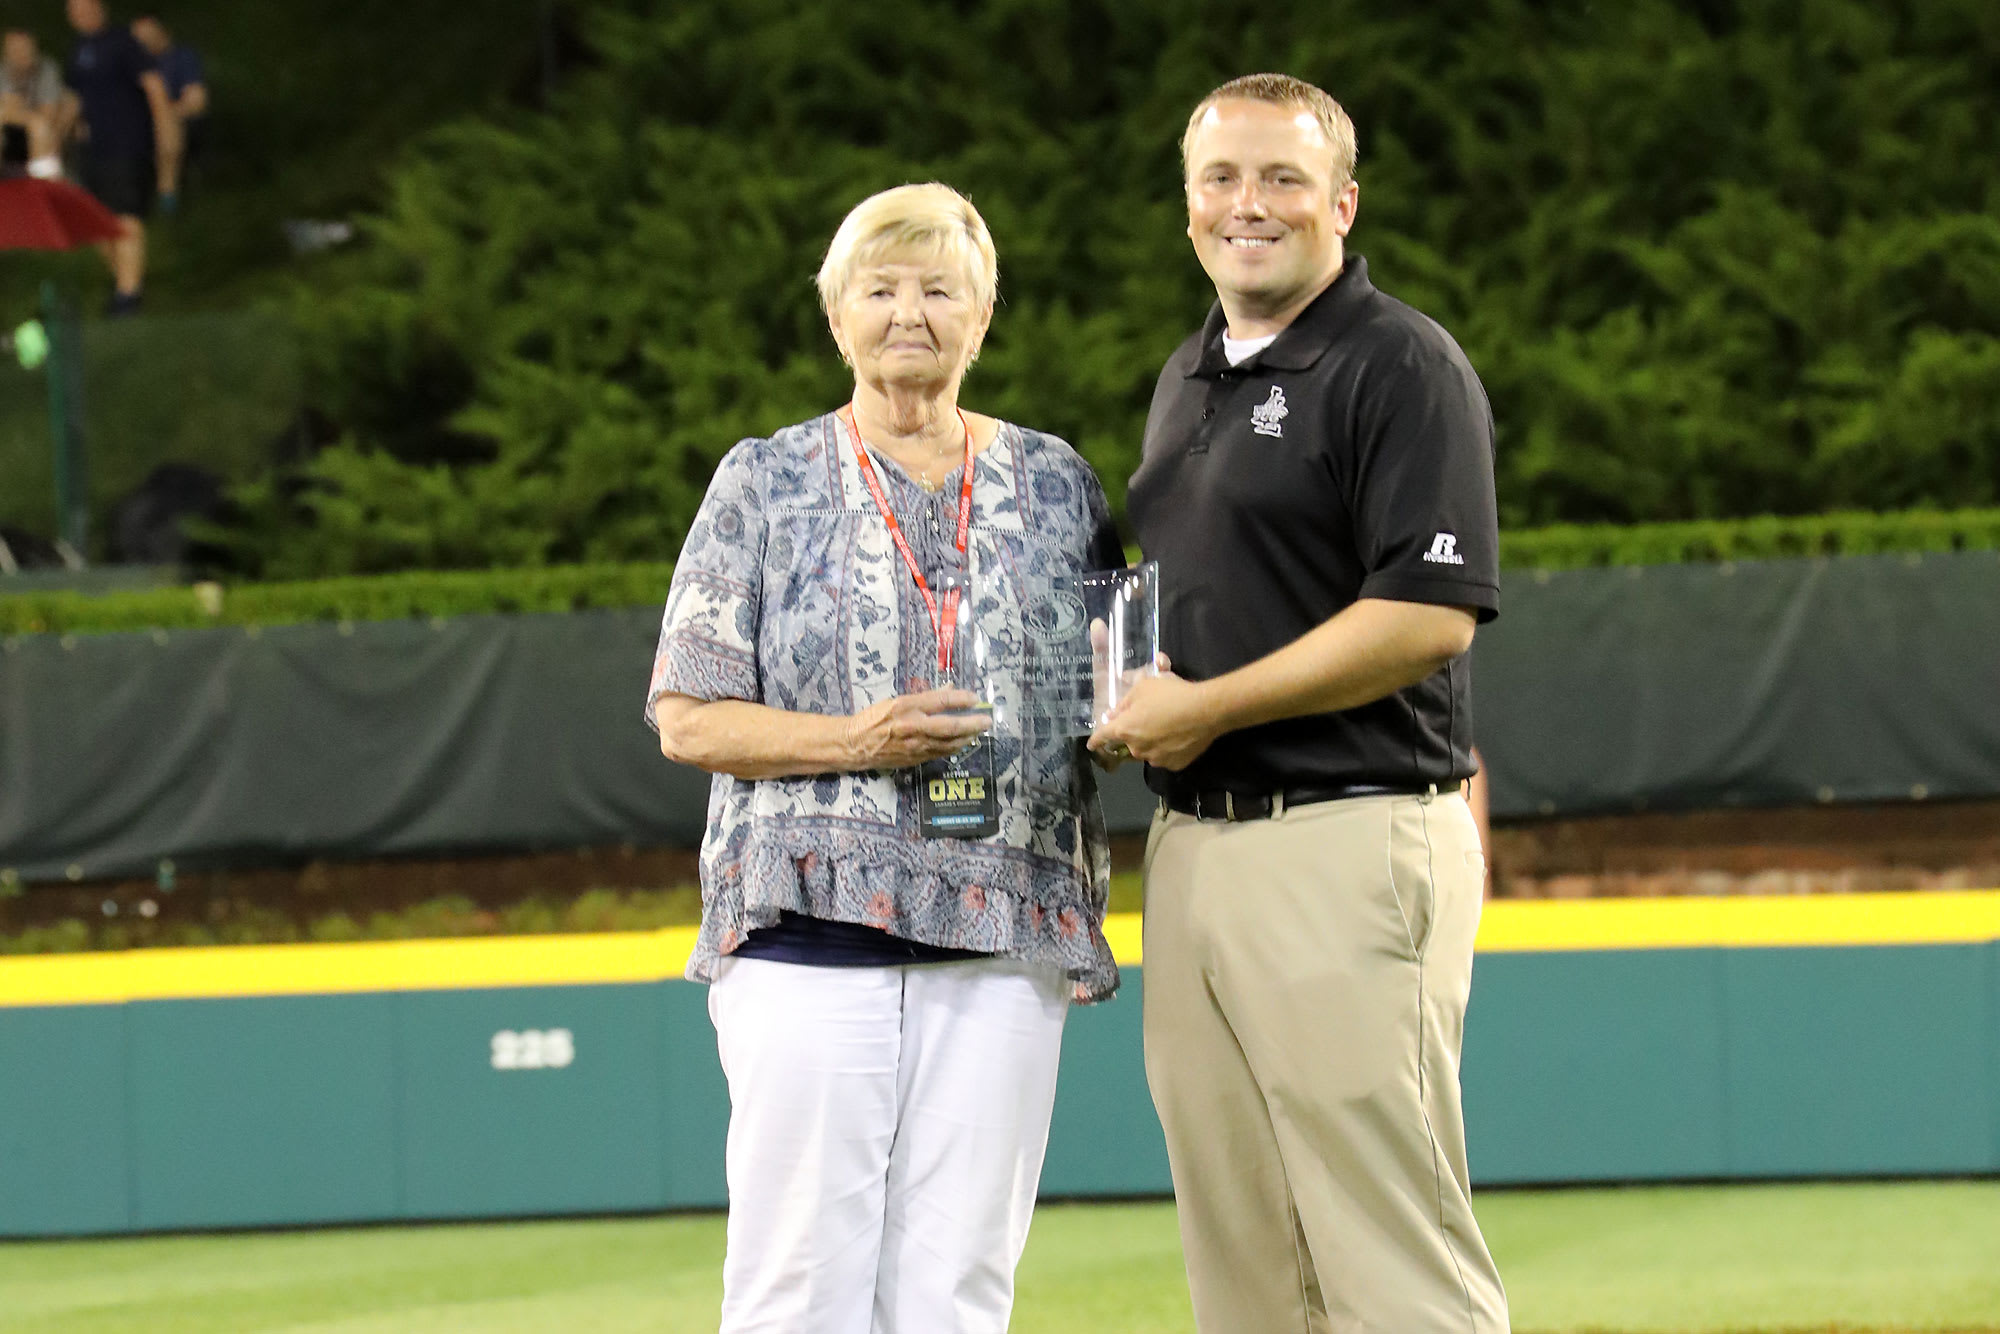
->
xmin=55 ymin=0 xmax=178 ymax=314
xmin=131 ymin=13 xmax=202 ymax=211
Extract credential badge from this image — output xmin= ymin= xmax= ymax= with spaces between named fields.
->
xmin=1250 ymin=385 xmax=1288 ymax=438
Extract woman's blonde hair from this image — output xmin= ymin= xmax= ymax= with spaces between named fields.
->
xmin=816 ymin=183 xmax=999 ymax=315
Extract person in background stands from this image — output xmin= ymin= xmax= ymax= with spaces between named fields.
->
xmin=55 ymin=0 xmax=178 ymax=315
xmin=1 ymin=29 xmax=65 ymax=177
xmin=129 ymin=13 xmax=201 ymax=212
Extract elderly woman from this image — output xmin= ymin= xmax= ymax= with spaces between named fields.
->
xmin=647 ymin=182 xmax=1121 ymax=1334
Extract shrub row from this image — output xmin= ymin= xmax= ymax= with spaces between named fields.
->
xmin=5 ymin=510 xmax=1999 ymax=637
xmin=1500 ymin=508 xmax=2000 ymax=570
xmin=0 ymin=561 xmax=675 ymax=636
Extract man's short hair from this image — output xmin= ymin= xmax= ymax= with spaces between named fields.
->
xmin=815 ymin=182 xmax=999 ymax=316
xmin=1180 ymin=73 xmax=1359 ymax=187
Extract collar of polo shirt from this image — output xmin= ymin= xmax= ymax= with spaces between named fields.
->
xmin=1186 ymin=256 xmax=1377 ymax=380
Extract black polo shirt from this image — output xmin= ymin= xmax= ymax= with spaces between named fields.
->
xmin=1126 ymin=256 xmax=1498 ymax=799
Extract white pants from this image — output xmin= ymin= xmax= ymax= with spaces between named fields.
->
xmin=708 ymin=955 xmax=1072 ymax=1334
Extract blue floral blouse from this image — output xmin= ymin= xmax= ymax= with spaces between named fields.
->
xmin=647 ymin=412 xmax=1123 ymax=1003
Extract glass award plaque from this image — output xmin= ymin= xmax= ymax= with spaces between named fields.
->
xmin=933 ymin=569 xmax=1001 ymax=724
xmin=932 ymin=563 xmax=1160 ymax=739
xmin=1015 ymin=561 xmax=1161 ymax=737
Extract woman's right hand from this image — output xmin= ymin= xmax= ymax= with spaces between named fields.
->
xmin=843 ymin=689 xmax=992 ymax=770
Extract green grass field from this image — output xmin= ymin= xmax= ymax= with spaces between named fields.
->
xmin=2 ymin=1182 xmax=1996 ymax=1332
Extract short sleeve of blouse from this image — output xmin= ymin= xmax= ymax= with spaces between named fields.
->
xmin=645 ymin=439 xmax=767 ymax=727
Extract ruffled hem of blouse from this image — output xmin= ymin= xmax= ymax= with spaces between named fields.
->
xmin=686 ymin=824 xmax=1119 ymax=1004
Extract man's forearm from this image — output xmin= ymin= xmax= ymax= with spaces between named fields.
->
xmin=1197 ymin=598 xmax=1477 ymax=734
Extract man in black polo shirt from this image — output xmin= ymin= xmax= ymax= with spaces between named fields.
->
xmin=56 ymin=0 xmax=177 ymax=313
xmin=1091 ymin=73 xmax=1509 ymax=1333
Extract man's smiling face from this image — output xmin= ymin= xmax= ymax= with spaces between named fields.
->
xmin=1184 ymin=99 xmax=1358 ymax=332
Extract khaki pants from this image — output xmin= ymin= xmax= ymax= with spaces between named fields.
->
xmin=1142 ymin=790 xmax=1509 ymax=1334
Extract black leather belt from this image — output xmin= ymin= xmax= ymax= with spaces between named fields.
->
xmin=1163 ymin=783 xmax=1427 ymax=822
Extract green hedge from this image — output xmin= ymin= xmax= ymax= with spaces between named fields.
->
xmin=0 ymin=562 xmax=674 ymax=636
xmin=6 ymin=510 xmax=2000 ymax=637
xmin=1498 ymin=507 xmax=2000 ymax=570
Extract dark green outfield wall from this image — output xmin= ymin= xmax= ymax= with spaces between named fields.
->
xmin=1461 ymin=945 xmax=2000 ymax=1182
xmin=11 ymin=552 xmax=2000 ymax=884
xmin=3 ymin=947 xmax=1995 ymax=1238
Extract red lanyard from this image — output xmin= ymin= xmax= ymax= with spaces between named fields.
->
xmin=840 ymin=404 xmax=976 ymax=675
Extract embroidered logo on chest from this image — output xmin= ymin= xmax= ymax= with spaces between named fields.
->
xmin=1250 ymin=385 xmax=1288 ymax=438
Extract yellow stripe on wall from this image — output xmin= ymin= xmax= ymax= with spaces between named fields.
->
xmin=0 ymin=928 xmax=702 ymax=1009
xmin=1101 ymin=912 xmax=1143 ymax=965
xmin=1 ymin=892 xmax=1996 ymax=1008
xmin=1475 ymin=889 xmax=2000 ymax=953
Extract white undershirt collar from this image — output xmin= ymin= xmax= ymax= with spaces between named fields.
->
xmin=1221 ymin=331 xmax=1278 ymax=366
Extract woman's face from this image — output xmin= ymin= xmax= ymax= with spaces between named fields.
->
xmin=830 ymin=252 xmax=991 ymax=397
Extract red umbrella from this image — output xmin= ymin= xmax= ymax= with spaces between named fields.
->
xmin=0 ymin=176 xmax=125 ymax=250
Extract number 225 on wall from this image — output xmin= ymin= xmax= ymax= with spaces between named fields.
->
xmin=490 ymin=1028 xmax=575 ymax=1070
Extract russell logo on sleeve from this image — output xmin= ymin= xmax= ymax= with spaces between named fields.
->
xmin=1423 ymin=532 xmax=1466 ymax=565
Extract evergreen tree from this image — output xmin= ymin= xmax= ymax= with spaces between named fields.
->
xmin=227 ymin=0 xmax=2000 ymax=574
